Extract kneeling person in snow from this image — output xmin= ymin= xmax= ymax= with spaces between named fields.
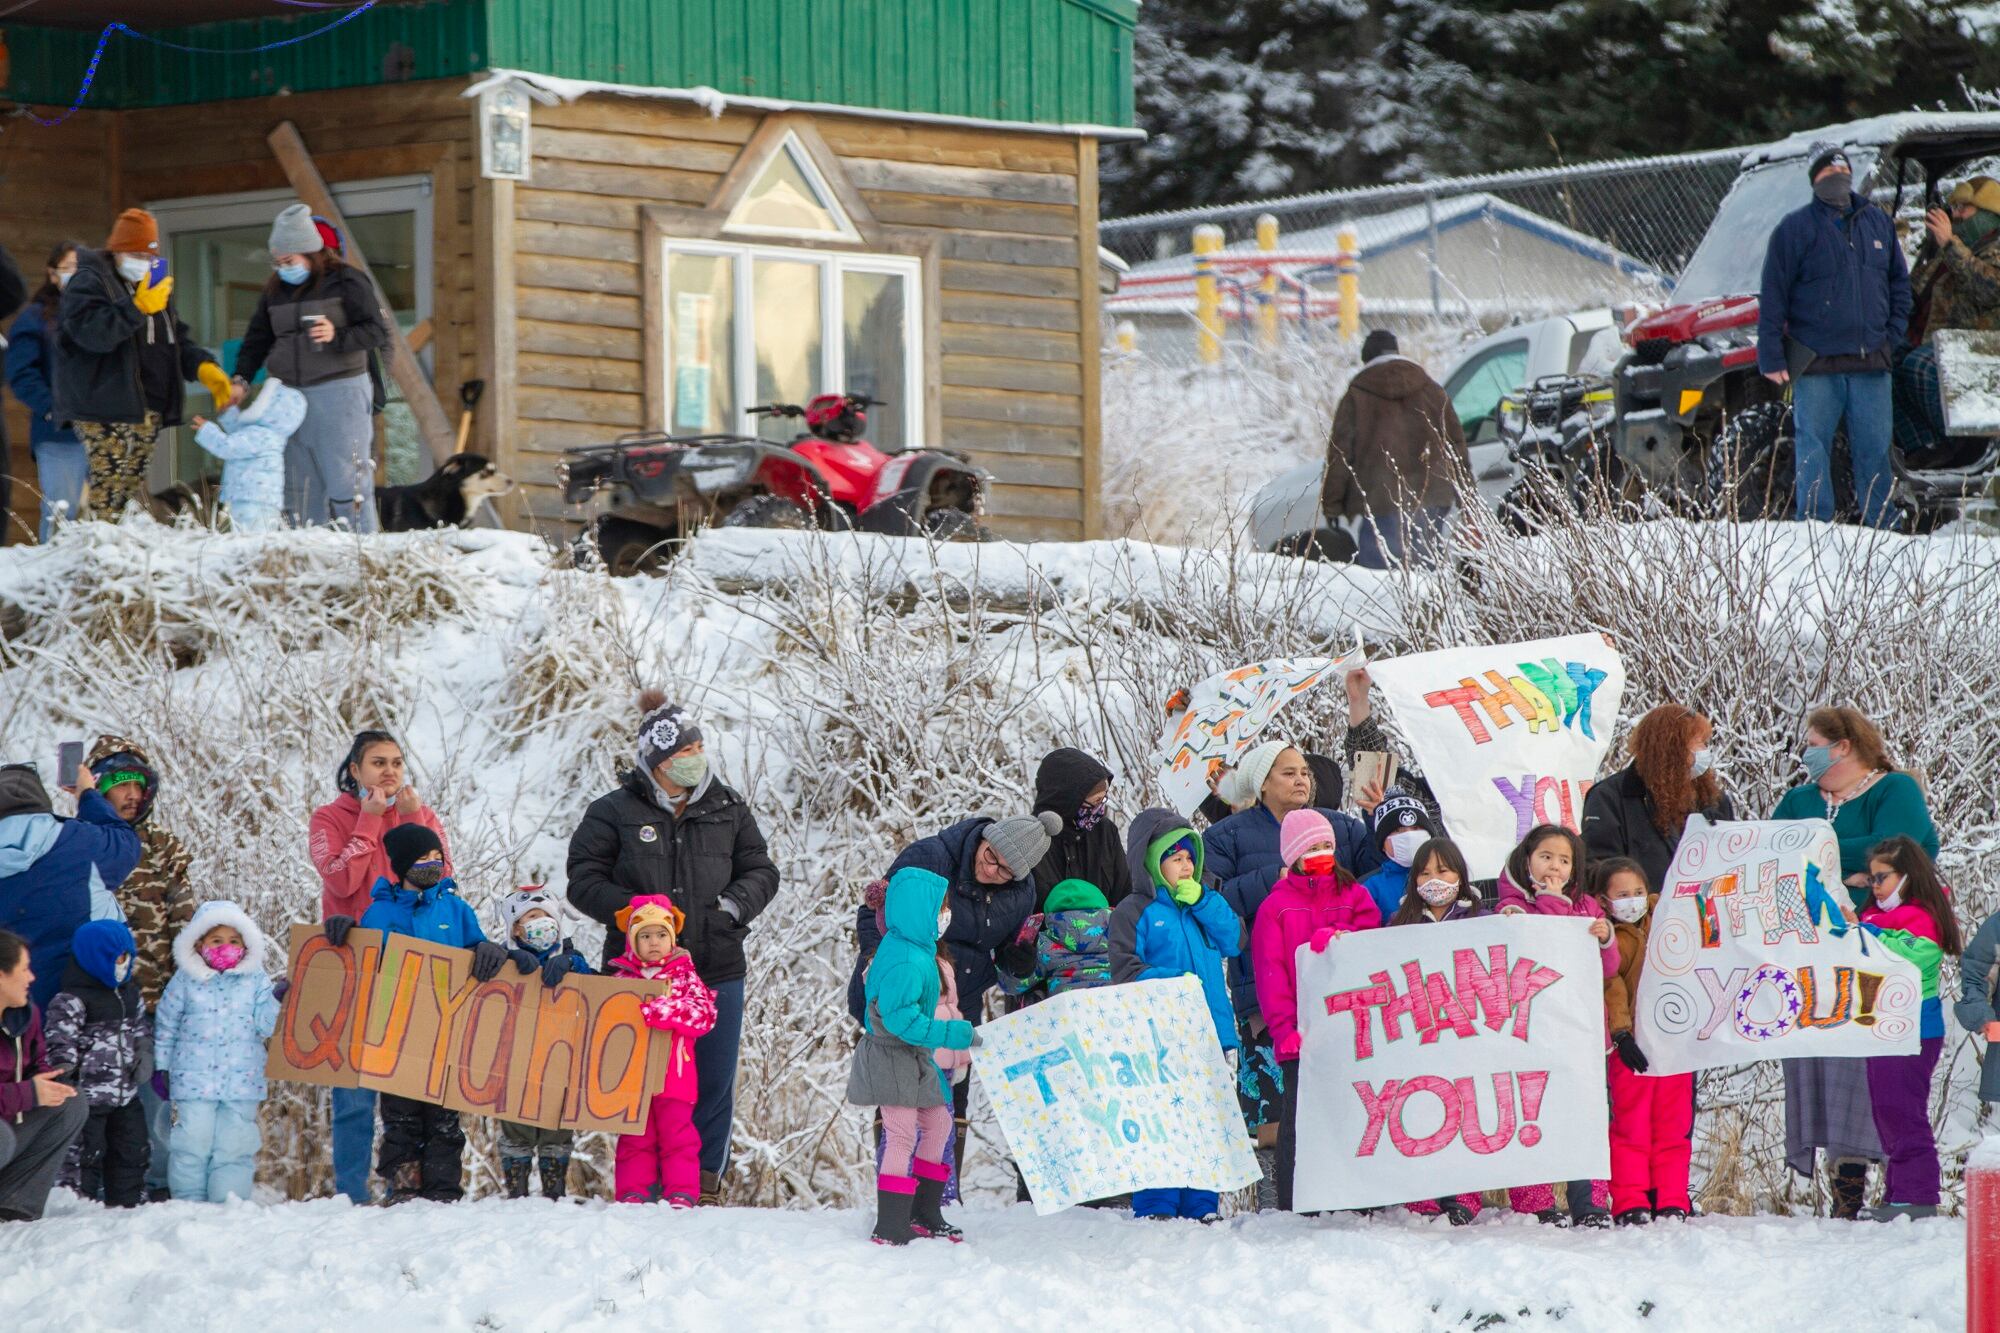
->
xmin=606 ymin=895 xmax=716 ymax=1207
xmin=46 ymin=920 xmax=151 ymax=1207
xmin=154 ymin=902 xmax=282 ymax=1203
xmin=495 ymin=886 xmax=592 ymax=1201
xmin=190 ymin=377 xmax=304 ymax=533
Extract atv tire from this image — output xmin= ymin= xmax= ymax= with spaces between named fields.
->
xmin=595 ymin=518 xmax=675 ymax=577
xmin=722 ymin=494 xmax=813 ymax=531
xmin=1707 ymin=402 xmax=1794 ymax=520
xmin=924 ymin=507 xmax=992 ymax=542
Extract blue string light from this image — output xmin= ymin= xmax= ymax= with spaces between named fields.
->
xmin=23 ymin=1 xmax=379 ymax=127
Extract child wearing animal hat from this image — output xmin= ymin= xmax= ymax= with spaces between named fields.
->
xmin=1357 ymin=788 xmax=1440 ymax=922
xmin=494 ymin=886 xmax=592 ymax=1200
xmin=45 ymin=919 xmax=151 ymax=1206
xmin=606 ymin=894 xmax=716 ymax=1206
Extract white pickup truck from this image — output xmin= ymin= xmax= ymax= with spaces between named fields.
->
xmin=1249 ymin=309 xmax=1617 ymax=555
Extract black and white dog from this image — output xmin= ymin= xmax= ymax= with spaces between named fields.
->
xmin=377 ymin=453 xmax=515 ymax=531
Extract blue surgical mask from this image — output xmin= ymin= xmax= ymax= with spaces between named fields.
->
xmin=1802 ymin=744 xmax=1836 ymax=783
xmin=276 ymin=262 xmax=310 ymax=285
xmin=1691 ymin=747 xmax=1714 ymax=779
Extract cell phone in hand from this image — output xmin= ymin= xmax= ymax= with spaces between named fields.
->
xmin=147 ymin=255 xmax=169 ymax=284
xmin=1352 ymin=750 xmax=1398 ymax=799
xmin=56 ymin=740 xmax=83 ymax=790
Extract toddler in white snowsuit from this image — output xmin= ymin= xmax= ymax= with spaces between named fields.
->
xmin=192 ymin=377 xmax=306 ymax=532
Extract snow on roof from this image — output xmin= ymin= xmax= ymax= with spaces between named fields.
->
xmin=1742 ymin=111 xmax=2000 ymax=166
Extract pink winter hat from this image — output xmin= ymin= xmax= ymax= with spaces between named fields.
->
xmin=1279 ymin=808 xmax=1336 ymax=868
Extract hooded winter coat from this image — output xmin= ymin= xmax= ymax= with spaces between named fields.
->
xmin=1204 ymin=802 xmax=1381 ymax=1020
xmin=847 ymin=867 xmax=974 ymax=1107
xmin=1251 ymin=869 xmax=1383 ymax=1059
xmin=608 ymin=951 xmax=716 ymax=1102
xmin=84 ymin=735 xmax=194 ymax=1012
xmin=1495 ymin=869 xmax=1621 ymax=981
xmin=0 ymin=1000 xmax=53 ymax=1125
xmin=309 ymin=792 xmax=452 ymax=924
xmin=0 ymin=768 xmax=142 ymax=1011
xmin=53 ymin=248 xmax=217 ymax=428
xmin=1111 ymin=809 xmax=1243 ymax=1052
xmin=1030 ymin=748 xmax=1133 ymax=909
xmin=45 ymin=953 xmax=149 ymax=1109
xmin=193 ymin=382 xmax=307 ymax=531
xmin=567 ymin=769 xmax=779 ymax=983
xmin=1321 ymin=355 xmax=1470 ymax=520
xmin=847 ymin=816 xmax=1038 ymax=1025
xmin=1581 ymin=764 xmax=1736 ymax=896
xmin=997 ymin=888 xmax=1113 ymax=1002
xmin=154 ymin=902 xmax=280 ymax=1103
xmin=359 ymin=875 xmax=488 ymax=949
xmin=1954 ymin=911 xmax=2000 ymax=1102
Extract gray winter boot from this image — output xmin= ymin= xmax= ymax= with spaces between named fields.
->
xmin=1863 ymin=1202 xmax=1939 ymax=1222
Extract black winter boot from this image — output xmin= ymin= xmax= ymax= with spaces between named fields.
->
xmin=501 ymin=1157 xmax=532 ymax=1199
xmin=539 ymin=1155 xmax=570 ymax=1201
xmin=1830 ymin=1162 xmax=1867 ymax=1220
xmin=910 ymin=1163 xmax=964 ymax=1242
xmin=871 ymin=1179 xmax=918 ymax=1246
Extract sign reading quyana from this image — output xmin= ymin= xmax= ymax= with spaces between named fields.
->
xmin=266 ymin=926 xmax=670 ymax=1134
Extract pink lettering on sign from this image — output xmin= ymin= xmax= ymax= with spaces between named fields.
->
xmin=1351 ymin=1070 xmax=1551 ymax=1157
xmin=1324 ymin=946 xmax=1564 ymax=1057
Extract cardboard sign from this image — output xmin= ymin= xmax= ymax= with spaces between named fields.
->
xmin=1633 ymin=818 xmax=1923 ymax=1075
xmin=266 ymin=926 xmax=671 ymax=1134
xmin=1156 ymin=652 xmax=1363 ymax=819
xmin=1292 ymin=916 xmax=1610 ymax=1211
xmin=1369 ymin=633 xmax=1625 ymax=877
xmin=976 ymin=976 xmax=1261 ymax=1213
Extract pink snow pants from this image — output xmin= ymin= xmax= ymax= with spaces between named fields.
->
xmin=616 ymin=1092 xmax=700 ymax=1203
xmin=879 ymin=1103 xmax=952 ymax=1178
xmin=1607 ymin=1057 xmax=1694 ymax=1215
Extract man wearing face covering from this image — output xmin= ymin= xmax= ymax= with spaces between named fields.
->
xmin=1896 ymin=176 xmax=2000 ymax=467
xmin=1757 ymin=142 xmax=1911 ymax=527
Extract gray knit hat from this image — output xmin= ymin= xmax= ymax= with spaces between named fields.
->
xmin=269 ymin=203 xmax=325 ymax=256
xmin=983 ymin=810 xmax=1063 ymax=877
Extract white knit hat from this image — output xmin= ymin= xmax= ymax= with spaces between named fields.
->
xmin=1223 ymin=739 xmax=1289 ymax=807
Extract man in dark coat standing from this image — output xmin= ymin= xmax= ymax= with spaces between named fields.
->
xmin=567 ymin=694 xmax=779 ymax=1205
xmin=1757 ymin=141 xmax=1912 ymax=526
xmin=1321 ymin=329 xmax=1470 ymax=569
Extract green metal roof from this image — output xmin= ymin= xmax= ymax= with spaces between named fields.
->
xmin=3 ymin=0 xmax=1136 ymax=128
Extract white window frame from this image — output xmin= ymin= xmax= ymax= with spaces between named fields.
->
xmin=721 ymin=131 xmax=862 ymax=244
xmin=662 ymin=238 xmax=924 ymax=449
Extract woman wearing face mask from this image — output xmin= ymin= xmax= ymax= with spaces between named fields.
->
xmin=7 ymin=240 xmax=88 ymax=541
xmin=1028 ymin=747 xmax=1132 ymax=909
xmin=53 ymin=208 xmax=232 ymax=519
xmin=1582 ymin=703 xmax=1735 ymax=892
xmin=230 ymin=203 xmax=389 ymax=530
xmin=1774 ymin=707 xmax=1937 ymax=1220
xmin=569 ymin=691 xmax=779 ymax=1206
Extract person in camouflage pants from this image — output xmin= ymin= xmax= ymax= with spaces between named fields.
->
xmin=1897 ymin=177 xmax=2000 ymax=461
xmin=86 ymin=734 xmax=194 ymax=1200
xmin=74 ymin=413 xmax=162 ymax=518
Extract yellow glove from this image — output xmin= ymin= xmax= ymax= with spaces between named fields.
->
xmin=196 ymin=362 xmax=233 ymax=407
xmin=133 ymin=272 xmax=173 ymax=316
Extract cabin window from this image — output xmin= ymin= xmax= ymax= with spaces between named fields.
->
xmin=723 ymin=133 xmax=860 ymax=242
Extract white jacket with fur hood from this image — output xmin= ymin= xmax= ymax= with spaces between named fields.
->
xmin=154 ymin=900 xmax=282 ymax=1103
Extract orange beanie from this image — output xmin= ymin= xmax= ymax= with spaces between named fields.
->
xmin=105 ymin=208 xmax=159 ymax=253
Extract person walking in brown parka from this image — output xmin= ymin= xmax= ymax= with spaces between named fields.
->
xmin=1320 ymin=330 xmax=1470 ymax=569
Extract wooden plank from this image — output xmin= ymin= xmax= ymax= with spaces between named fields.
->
xmin=518 ymin=350 xmax=643 ymax=393
xmin=987 ymin=513 xmax=1082 ymax=542
xmin=429 ymin=152 xmax=463 ymax=416
xmin=939 ymin=291 xmax=1080 ymax=333
xmin=965 ymin=452 xmax=1084 ymax=489
xmin=517 ymin=387 xmax=644 ymax=427
xmin=1076 ymin=135 xmax=1104 ymax=541
xmin=942 ymin=259 xmax=1080 ymax=300
xmin=518 ymin=317 xmax=642 ymax=360
xmin=123 ymin=116 xmax=468 ymax=171
xmin=983 ymin=483 xmax=1083 ymax=521
xmin=123 ymin=79 xmax=472 ymax=139
xmin=640 ymin=208 xmax=667 ymax=434
xmin=515 ymin=253 xmax=642 ymax=297
xmin=514 ymin=418 xmax=613 ymax=453
xmin=843 ymin=156 xmax=1078 ymax=206
xmin=516 ymin=287 xmax=643 ymax=330
xmin=942 ymin=353 xmax=1082 ymax=395
xmin=405 ymin=319 xmax=433 ymax=353
xmin=528 ymin=158 xmax=717 ymax=205
xmin=534 ymin=98 xmax=761 ymax=146
xmin=941 ymin=417 xmax=1083 ymax=457
xmin=515 ymin=188 xmax=642 ymax=231
xmin=269 ymin=122 xmax=455 ymax=465
xmin=940 ymin=322 xmax=1080 ymax=364
xmin=533 ymin=125 xmax=741 ymax=175
xmin=942 ymin=385 xmax=1082 ymax=428
xmin=474 ymin=169 xmax=518 ymax=513
xmin=939 ymin=231 xmax=1079 ymax=268
xmin=862 ymin=191 xmax=1077 ymax=237
xmin=517 ymin=218 xmax=642 ymax=264
xmin=818 ymin=119 xmax=1079 ymax=174
xmin=125 ymin=143 xmax=451 ymax=204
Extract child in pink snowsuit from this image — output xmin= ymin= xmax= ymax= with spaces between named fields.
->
xmin=1496 ymin=823 xmax=1618 ymax=1226
xmin=607 ymin=895 xmax=716 ymax=1206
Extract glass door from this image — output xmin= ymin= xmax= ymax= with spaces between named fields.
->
xmin=147 ymin=177 xmax=433 ymax=494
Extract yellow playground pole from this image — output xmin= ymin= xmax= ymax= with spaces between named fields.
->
xmin=1193 ymin=223 xmax=1224 ymax=365
xmin=1336 ymin=225 xmax=1360 ymax=343
xmin=1256 ymin=212 xmax=1280 ymax=351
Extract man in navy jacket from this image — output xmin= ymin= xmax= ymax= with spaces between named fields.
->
xmin=1757 ymin=141 xmax=1912 ymax=526
xmin=0 ymin=764 xmax=141 ymax=1010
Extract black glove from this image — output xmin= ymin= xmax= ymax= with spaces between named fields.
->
xmin=323 ymin=915 xmax=355 ymax=948
xmin=540 ymin=953 xmax=572 ymax=990
xmin=272 ymin=978 xmax=291 ymax=1003
xmin=470 ymin=940 xmax=509 ymax=983
xmin=1612 ymin=1029 xmax=1649 ymax=1074
xmin=509 ymin=948 xmax=539 ymax=976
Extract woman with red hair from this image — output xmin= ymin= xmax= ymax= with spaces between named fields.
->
xmin=1582 ymin=703 xmax=1735 ymax=888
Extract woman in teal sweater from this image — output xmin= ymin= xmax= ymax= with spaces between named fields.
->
xmin=1773 ymin=706 xmax=1939 ymax=1220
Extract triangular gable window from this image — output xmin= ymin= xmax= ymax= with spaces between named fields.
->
xmin=724 ymin=133 xmax=858 ymax=241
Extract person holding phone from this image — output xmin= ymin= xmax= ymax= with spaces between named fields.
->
xmin=0 ymin=762 xmax=140 ymax=1014
xmin=0 ymin=927 xmax=90 ymax=1222
xmin=231 ymin=202 xmax=389 ymax=530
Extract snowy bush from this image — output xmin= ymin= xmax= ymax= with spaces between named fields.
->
xmin=1 ymin=508 xmax=1994 ymax=1213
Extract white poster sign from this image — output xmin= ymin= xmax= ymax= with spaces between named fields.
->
xmin=1156 ymin=652 xmax=1362 ymax=819
xmin=1633 ymin=817 xmax=1922 ymax=1074
xmin=975 ymin=976 xmax=1260 ymax=1214
xmin=1369 ymin=633 xmax=1625 ymax=877
xmin=1293 ymin=916 xmax=1610 ymax=1211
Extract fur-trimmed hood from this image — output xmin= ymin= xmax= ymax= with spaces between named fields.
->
xmin=172 ymin=899 xmax=268 ymax=981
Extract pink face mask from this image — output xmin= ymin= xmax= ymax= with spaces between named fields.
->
xmin=202 ymin=942 xmax=245 ymax=972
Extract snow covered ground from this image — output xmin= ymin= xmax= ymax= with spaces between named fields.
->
xmin=0 ymin=1191 xmax=1965 ymax=1332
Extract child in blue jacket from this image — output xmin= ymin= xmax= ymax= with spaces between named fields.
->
xmin=1112 ymin=807 xmax=1243 ymax=1221
xmin=190 ymin=377 xmax=304 ymax=532
xmin=494 ymin=885 xmax=592 ymax=1199
xmin=328 ymin=823 xmax=508 ymax=1204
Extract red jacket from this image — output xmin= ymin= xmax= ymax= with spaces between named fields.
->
xmin=1251 ymin=869 xmax=1383 ymax=1060
xmin=307 ymin=794 xmax=451 ymax=922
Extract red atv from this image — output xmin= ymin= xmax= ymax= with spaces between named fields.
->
xmin=1610 ymin=114 xmax=2000 ymax=527
xmin=562 ymin=392 xmax=991 ymax=573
